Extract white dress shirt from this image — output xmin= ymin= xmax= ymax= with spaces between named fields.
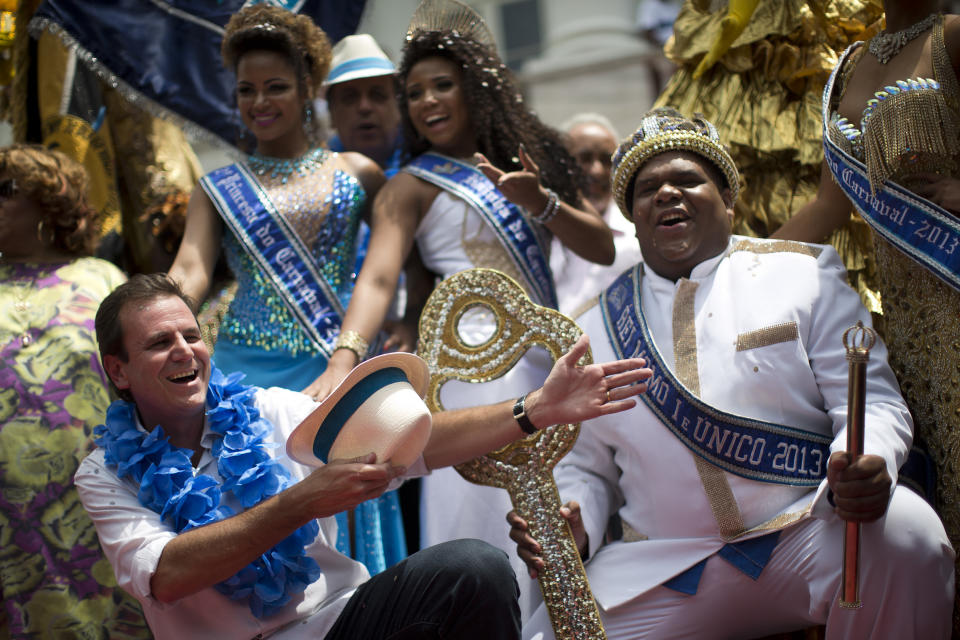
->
xmin=558 ymin=237 xmax=913 ymax=611
xmin=76 ymin=386 xmax=427 ymax=640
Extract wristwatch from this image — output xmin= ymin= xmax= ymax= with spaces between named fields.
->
xmin=512 ymin=393 xmax=538 ymax=435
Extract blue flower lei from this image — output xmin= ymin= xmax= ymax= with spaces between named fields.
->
xmin=93 ymin=366 xmax=322 ymax=618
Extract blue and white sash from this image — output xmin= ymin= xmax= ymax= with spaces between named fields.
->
xmin=823 ymin=45 xmax=960 ymax=293
xmin=201 ymin=163 xmax=344 ymax=357
xmin=600 ymin=266 xmax=831 ymax=486
xmin=404 ymin=152 xmax=558 ymax=308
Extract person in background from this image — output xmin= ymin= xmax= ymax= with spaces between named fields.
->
xmin=325 ymin=34 xmax=403 ymax=177
xmin=550 ymin=113 xmax=643 ymax=316
xmin=0 ymin=144 xmax=150 ymax=638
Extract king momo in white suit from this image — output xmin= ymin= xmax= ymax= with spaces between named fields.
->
xmin=518 ymin=108 xmax=955 ymax=640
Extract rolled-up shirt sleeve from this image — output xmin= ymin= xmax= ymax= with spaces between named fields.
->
xmin=75 ymin=450 xmax=177 ymax=603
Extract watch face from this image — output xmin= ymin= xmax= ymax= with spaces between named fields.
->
xmin=513 ymin=394 xmax=526 ymax=417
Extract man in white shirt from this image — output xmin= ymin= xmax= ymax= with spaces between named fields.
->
xmin=77 ymin=273 xmax=649 ymax=640
xmin=550 ymin=113 xmax=643 ymax=316
xmin=514 ymin=107 xmax=954 ymax=639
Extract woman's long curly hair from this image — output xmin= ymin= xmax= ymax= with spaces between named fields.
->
xmin=0 ymin=144 xmax=98 ymax=256
xmin=399 ymin=30 xmax=586 ymax=205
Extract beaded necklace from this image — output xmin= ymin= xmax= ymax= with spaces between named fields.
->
xmin=93 ymin=367 xmax=322 ymax=618
xmin=247 ymin=147 xmax=329 ymax=184
xmin=869 ymin=13 xmax=938 ymax=64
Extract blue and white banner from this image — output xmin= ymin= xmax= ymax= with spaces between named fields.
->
xmin=404 ymin=152 xmax=558 ymax=309
xmin=822 ymin=45 xmax=960 ymax=293
xmin=202 ymin=163 xmax=343 ymax=356
xmin=601 ymin=266 xmax=831 ymax=486
xmin=31 ymin=0 xmax=366 ymax=149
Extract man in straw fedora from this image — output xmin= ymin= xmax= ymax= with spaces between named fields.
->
xmin=75 ymin=273 xmax=650 ymax=639
xmin=325 ymin=34 xmax=403 ymax=177
xmin=512 ymin=107 xmax=954 ymax=639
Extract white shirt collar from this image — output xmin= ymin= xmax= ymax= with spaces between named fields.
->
xmin=642 ymin=237 xmax=731 ymax=289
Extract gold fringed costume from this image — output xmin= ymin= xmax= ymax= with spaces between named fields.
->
xmin=825 ymin=15 xmax=960 ymax=636
xmin=654 ymin=0 xmax=884 ymax=312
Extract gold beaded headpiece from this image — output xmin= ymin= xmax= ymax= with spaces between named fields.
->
xmin=405 ymin=0 xmax=496 ymax=48
xmin=611 ymin=107 xmax=740 ymax=217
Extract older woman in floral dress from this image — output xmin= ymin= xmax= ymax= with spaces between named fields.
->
xmin=0 ymin=144 xmax=149 ymax=638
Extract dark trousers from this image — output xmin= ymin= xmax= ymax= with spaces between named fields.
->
xmin=325 ymin=539 xmax=521 ymax=640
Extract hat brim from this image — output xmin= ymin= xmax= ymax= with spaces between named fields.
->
xmin=324 ymin=58 xmax=396 ymax=87
xmin=286 ymin=352 xmax=430 ymax=466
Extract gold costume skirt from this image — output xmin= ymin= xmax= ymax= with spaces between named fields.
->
xmin=655 ymin=0 xmax=883 ymax=311
xmin=874 ymin=237 xmax=960 ymax=636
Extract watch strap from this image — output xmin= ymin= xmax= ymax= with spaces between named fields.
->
xmin=512 ymin=393 xmax=537 ymax=435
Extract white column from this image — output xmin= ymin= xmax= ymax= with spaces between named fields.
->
xmin=521 ymin=0 xmax=665 ymax=137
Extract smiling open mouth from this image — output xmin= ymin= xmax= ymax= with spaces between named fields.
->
xmin=658 ymin=212 xmax=689 ymax=227
xmin=168 ymin=369 xmax=199 ymax=384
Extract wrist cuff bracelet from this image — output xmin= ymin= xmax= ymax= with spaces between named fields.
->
xmin=535 ymin=188 xmax=560 ymax=224
xmin=333 ymin=330 xmax=369 ymax=361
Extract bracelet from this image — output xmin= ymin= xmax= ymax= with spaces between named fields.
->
xmin=333 ymin=330 xmax=369 ymax=362
xmin=534 ymin=188 xmax=560 ymax=224
xmin=512 ymin=393 xmax=538 ymax=435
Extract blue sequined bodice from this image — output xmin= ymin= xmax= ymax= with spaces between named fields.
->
xmin=218 ymin=153 xmax=365 ymax=356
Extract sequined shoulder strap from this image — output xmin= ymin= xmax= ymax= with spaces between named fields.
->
xmin=932 ymin=14 xmax=960 ymax=111
xmin=835 ymin=43 xmax=865 ymax=105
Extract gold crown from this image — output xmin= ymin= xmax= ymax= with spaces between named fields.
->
xmin=611 ymin=107 xmax=739 ymax=217
xmin=405 ymin=0 xmax=495 ymax=48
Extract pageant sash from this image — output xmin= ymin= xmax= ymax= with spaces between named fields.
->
xmin=600 ymin=266 xmax=830 ymax=486
xmin=404 ymin=152 xmax=558 ymax=308
xmin=822 ymin=45 xmax=960 ymax=293
xmin=202 ymin=163 xmax=343 ymax=357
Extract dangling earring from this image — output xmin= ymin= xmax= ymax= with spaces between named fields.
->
xmin=37 ymin=220 xmax=53 ymax=245
xmin=233 ymin=107 xmax=253 ymax=153
xmin=303 ymin=101 xmax=314 ymax=141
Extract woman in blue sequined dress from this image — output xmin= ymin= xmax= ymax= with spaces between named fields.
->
xmin=168 ymin=5 xmax=406 ymax=576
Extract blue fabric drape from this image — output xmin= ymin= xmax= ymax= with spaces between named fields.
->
xmin=32 ymin=0 xmax=366 ymax=148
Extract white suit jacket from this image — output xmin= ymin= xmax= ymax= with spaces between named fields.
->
xmin=561 ymin=236 xmax=913 ymax=610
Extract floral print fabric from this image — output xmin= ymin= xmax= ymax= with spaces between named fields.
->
xmin=0 ymin=257 xmax=151 ymax=639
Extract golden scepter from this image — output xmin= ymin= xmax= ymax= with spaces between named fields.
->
xmin=839 ymin=321 xmax=876 ymax=609
xmin=418 ymin=269 xmax=606 ymax=639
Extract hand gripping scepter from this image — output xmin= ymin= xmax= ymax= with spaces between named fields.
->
xmin=839 ymin=321 xmax=876 ymax=609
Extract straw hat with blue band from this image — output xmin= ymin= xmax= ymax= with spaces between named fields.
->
xmin=287 ymin=352 xmax=432 ymax=468
xmin=325 ymin=34 xmax=396 ymax=87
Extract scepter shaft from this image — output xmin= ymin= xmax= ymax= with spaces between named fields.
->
xmin=840 ymin=322 xmax=874 ymax=609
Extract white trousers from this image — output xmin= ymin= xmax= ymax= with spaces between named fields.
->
xmin=524 ymin=486 xmax=954 ymax=640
